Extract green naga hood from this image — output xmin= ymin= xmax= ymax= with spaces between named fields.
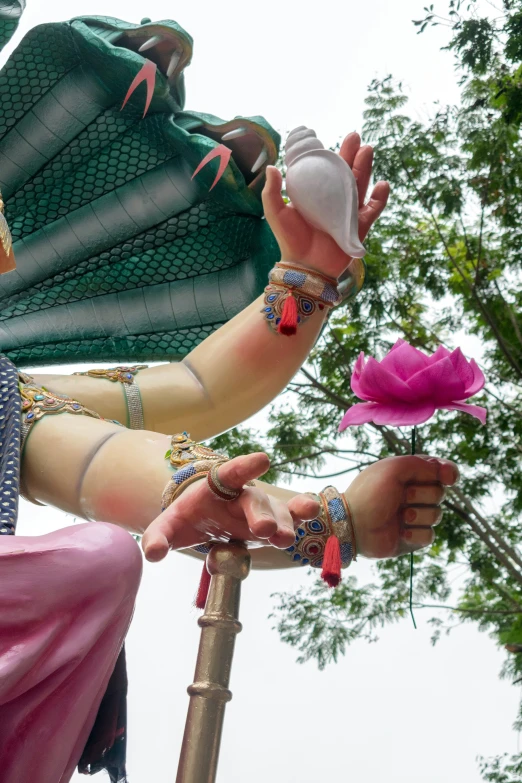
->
xmin=0 ymin=5 xmax=281 ymax=366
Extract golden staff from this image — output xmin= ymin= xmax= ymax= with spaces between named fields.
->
xmin=176 ymin=542 xmax=251 ymax=783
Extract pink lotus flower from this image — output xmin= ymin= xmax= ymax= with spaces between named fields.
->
xmin=338 ymin=340 xmax=486 ymax=430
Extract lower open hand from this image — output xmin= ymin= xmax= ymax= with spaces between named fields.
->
xmin=142 ymin=452 xmax=320 ymax=562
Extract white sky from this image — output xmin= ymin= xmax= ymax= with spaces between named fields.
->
xmin=5 ymin=1 xmax=521 ymax=781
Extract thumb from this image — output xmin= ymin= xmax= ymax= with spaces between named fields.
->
xmin=261 ymin=165 xmax=285 ymax=225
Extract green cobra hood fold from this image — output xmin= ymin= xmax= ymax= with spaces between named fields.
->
xmin=0 ymin=1 xmax=25 ymax=52
xmin=0 ymin=13 xmax=280 ymax=367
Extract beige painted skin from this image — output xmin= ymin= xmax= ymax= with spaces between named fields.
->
xmin=20 ymin=138 xmax=459 ymax=568
xmin=31 ymin=292 xmax=326 ymax=440
xmin=22 ymin=141 xmax=458 ymax=568
xmin=22 ymin=412 xmax=457 ymax=569
xmin=29 ymin=134 xmax=387 ymax=440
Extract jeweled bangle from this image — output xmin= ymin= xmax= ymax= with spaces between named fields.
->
xmin=161 ymin=457 xmax=228 ymax=510
xmin=161 ymin=432 xmax=230 ymax=510
xmin=271 ymin=263 xmax=342 ymax=306
xmin=165 ymin=431 xmax=227 ymax=470
xmin=262 ymin=262 xmax=342 ymax=334
xmin=285 ymin=485 xmax=356 ymax=571
xmin=73 ymin=365 xmax=147 ymax=430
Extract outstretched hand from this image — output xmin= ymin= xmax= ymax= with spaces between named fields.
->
xmin=346 ymin=455 xmax=459 ymax=558
xmin=142 ymin=452 xmax=320 ymax=562
xmin=262 ymin=132 xmax=390 ymax=280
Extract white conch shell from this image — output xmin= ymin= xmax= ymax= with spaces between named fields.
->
xmin=285 ymin=126 xmax=366 ymax=258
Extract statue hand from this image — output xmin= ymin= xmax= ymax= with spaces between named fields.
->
xmin=142 ymin=452 xmax=320 ymax=562
xmin=346 ymin=456 xmax=459 ymax=559
xmin=262 ymin=132 xmax=390 ymax=280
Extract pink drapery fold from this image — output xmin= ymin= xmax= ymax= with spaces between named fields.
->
xmin=0 ymin=522 xmax=142 ymax=783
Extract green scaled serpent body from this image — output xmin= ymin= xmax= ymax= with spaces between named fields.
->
xmin=0 ymin=5 xmax=281 ymax=366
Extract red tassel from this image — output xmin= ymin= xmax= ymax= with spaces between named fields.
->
xmin=321 ymin=535 xmax=342 ymax=588
xmin=277 ymin=293 xmax=298 ymax=336
xmin=195 ymin=562 xmax=211 ymax=610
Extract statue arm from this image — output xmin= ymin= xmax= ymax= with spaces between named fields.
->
xmin=31 ymin=134 xmax=390 ymax=439
xmin=20 ymin=413 xmax=316 ymax=568
xmin=22 ymin=412 xmax=457 ymax=569
xmin=30 ymin=291 xmax=326 ymax=441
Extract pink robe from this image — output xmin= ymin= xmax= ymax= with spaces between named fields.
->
xmin=0 ymin=522 xmax=142 ymax=783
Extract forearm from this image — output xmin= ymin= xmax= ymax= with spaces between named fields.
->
xmin=133 ymin=293 xmax=326 ymax=438
xmin=31 ymin=293 xmax=326 ymax=440
xmin=180 ymin=537 xmax=302 ymax=569
xmin=21 ymin=417 xmax=320 ymax=569
xmin=21 ymin=415 xmax=297 ymax=536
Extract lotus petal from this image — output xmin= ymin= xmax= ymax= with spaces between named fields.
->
xmin=448 ymin=347 xmax=475 ymax=388
xmin=464 ymin=359 xmax=485 ymax=396
xmin=380 ymin=341 xmax=429 ymax=381
xmin=339 ymin=401 xmax=436 ymax=430
xmin=443 ymin=402 xmax=487 ymax=424
xmin=406 ymin=356 xmax=466 ymax=403
xmin=427 ymin=345 xmax=451 ymax=365
xmin=356 ymin=357 xmax=420 ymax=403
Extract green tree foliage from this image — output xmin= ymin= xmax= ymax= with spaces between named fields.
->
xmin=211 ymin=1 xmax=522 ymax=773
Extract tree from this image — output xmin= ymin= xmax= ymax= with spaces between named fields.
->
xmin=211 ymin=0 xmax=522 ymax=776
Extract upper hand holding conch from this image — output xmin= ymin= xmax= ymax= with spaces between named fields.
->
xmin=262 ymin=130 xmax=390 ymax=280
xmin=285 ymin=126 xmax=366 ymax=259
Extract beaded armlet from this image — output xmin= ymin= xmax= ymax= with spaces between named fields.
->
xmin=73 ymin=365 xmax=147 ymax=430
xmin=286 ymin=485 xmax=356 ymax=587
xmin=18 ymin=374 xmax=122 ymax=505
xmin=19 ymin=376 xmax=106 ymax=453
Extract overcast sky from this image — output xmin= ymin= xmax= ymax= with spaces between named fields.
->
xmin=4 ymin=1 xmax=520 ymax=781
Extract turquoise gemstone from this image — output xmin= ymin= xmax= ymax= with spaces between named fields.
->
xmin=34 ymin=394 xmax=44 ymax=401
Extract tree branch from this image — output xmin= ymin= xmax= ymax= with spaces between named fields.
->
xmin=444 ymin=499 xmax=522 ymax=589
xmin=451 ymin=485 xmax=522 ymax=570
xmin=400 ymin=161 xmax=522 ymax=379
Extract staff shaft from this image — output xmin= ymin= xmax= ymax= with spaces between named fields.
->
xmin=176 ymin=543 xmax=250 ymax=783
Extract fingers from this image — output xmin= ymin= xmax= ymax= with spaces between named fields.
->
xmin=390 ymin=455 xmax=459 ymax=487
xmin=352 ymin=145 xmax=374 ymax=208
xmin=237 ymin=489 xmax=297 ymax=548
xmin=402 ymin=505 xmax=442 ymax=529
xmin=404 ymin=484 xmax=446 ymax=506
xmin=261 ymin=165 xmax=285 ymax=226
xmin=358 ymin=180 xmax=390 ymax=240
xmin=339 ymin=132 xmax=361 ymax=168
xmin=287 ymin=493 xmax=321 ymax=523
xmin=141 ymin=499 xmax=197 ymax=562
xmin=265 ymin=493 xmax=321 ymax=549
xmin=400 ymin=478 xmax=446 ymax=552
xmin=236 ymin=491 xmax=320 ymax=550
xmin=237 ymin=487 xmax=279 ymax=539
xmin=217 ymin=452 xmax=271 ymax=489
xmin=267 ymin=499 xmax=297 ymax=549
xmin=402 ymin=526 xmax=435 ymax=551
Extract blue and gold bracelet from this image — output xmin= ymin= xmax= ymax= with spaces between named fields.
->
xmin=285 ymin=485 xmax=356 ymax=586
